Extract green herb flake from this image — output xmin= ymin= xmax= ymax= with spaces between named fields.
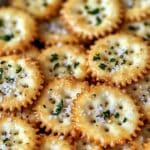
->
xmin=91 ymin=93 xmax=96 ymax=98
xmin=8 ymin=64 xmax=12 ymax=68
xmin=43 ymin=2 xmax=48 ymax=6
xmin=5 ymin=77 xmax=14 ymax=82
xmin=110 ymin=58 xmax=116 ymax=62
xmin=96 ymin=17 xmax=102 ymax=25
xmin=114 ymin=112 xmax=120 ymax=118
xmin=52 ymin=100 xmax=63 ymax=115
xmin=74 ymin=62 xmax=80 ymax=68
xmin=84 ymin=5 xmax=104 ymax=15
xmin=125 ymin=51 xmax=128 ymax=54
xmin=128 ymin=25 xmax=139 ymax=31
xmin=3 ymin=138 xmax=9 ymax=143
xmin=121 ymin=59 xmax=126 ymax=65
xmin=84 ymin=5 xmax=89 ymax=10
xmin=53 ymin=63 xmax=60 ymax=70
xmin=146 ymin=33 xmax=150 ymax=39
xmin=0 ymin=34 xmax=14 ymax=41
xmin=50 ymin=53 xmax=58 ymax=62
xmin=0 ymin=68 xmax=3 ymax=79
xmin=99 ymin=63 xmax=107 ymax=70
xmin=67 ymin=65 xmax=71 ymax=72
xmin=144 ymin=21 xmax=150 ymax=26
xmin=16 ymin=65 xmax=22 ymax=73
xmin=123 ymin=117 xmax=127 ymax=123
xmin=87 ymin=8 xmax=100 ymax=15
xmin=110 ymin=46 xmax=114 ymax=49
xmin=0 ymin=19 xmax=4 ymax=27
xmin=93 ymin=53 xmax=101 ymax=61
xmin=103 ymin=110 xmax=110 ymax=119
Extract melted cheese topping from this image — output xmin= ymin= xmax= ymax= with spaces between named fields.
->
xmin=40 ymin=135 xmax=72 ymax=150
xmin=39 ymin=44 xmax=87 ymax=81
xmin=123 ymin=0 xmax=150 ymax=9
xmin=0 ymin=117 xmax=37 ymax=149
xmin=10 ymin=0 xmax=62 ymax=19
xmin=123 ymin=19 xmax=150 ymax=41
xmin=88 ymin=33 xmax=150 ymax=86
xmin=126 ymin=72 xmax=150 ymax=121
xmin=73 ymin=85 xmax=141 ymax=146
xmin=0 ymin=55 xmax=43 ymax=111
xmin=61 ymin=0 xmax=122 ymax=39
xmin=0 ymin=8 xmax=36 ymax=54
xmin=122 ymin=0 xmax=150 ymax=20
xmin=35 ymin=78 xmax=87 ymax=135
xmin=39 ymin=17 xmax=77 ymax=45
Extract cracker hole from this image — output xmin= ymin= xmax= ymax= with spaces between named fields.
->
xmin=145 ymin=78 xmax=149 ymax=82
xmin=104 ymin=128 xmax=109 ymax=132
xmin=119 ymin=106 xmax=123 ymax=110
xmin=104 ymin=101 xmax=108 ymax=106
xmin=83 ymin=141 xmax=87 ymax=145
xmin=91 ymin=119 xmax=96 ymax=123
xmin=118 ymin=122 xmax=122 ymax=126
xmin=132 ymin=87 xmax=137 ymax=91
xmin=66 ymin=114 xmax=70 ymax=118
xmin=54 ymin=132 xmax=58 ymax=136
xmin=128 ymin=62 xmax=133 ymax=66
xmin=18 ymin=140 xmax=23 ymax=144
xmin=76 ymin=9 xmax=82 ymax=15
xmin=88 ymin=105 xmax=94 ymax=110
xmin=147 ymin=128 xmax=150 ymax=132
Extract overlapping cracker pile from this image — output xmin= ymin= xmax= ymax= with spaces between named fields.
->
xmin=0 ymin=0 xmax=149 ymax=149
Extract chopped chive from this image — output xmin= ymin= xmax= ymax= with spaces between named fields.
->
xmin=0 ymin=34 xmax=14 ymax=41
xmin=0 ymin=68 xmax=3 ymax=79
xmin=87 ymin=8 xmax=100 ymax=14
xmin=91 ymin=93 xmax=96 ymax=98
xmin=125 ymin=51 xmax=128 ymax=54
xmin=110 ymin=46 xmax=114 ymax=49
xmin=50 ymin=53 xmax=58 ymax=62
xmin=5 ymin=77 xmax=14 ymax=82
xmin=43 ymin=2 xmax=48 ymax=6
xmin=146 ymin=33 xmax=150 ymax=39
xmin=0 ymin=19 xmax=4 ymax=27
xmin=144 ymin=21 xmax=150 ymax=26
xmin=93 ymin=53 xmax=101 ymax=61
xmin=3 ymin=138 xmax=9 ymax=143
xmin=123 ymin=117 xmax=127 ymax=123
xmin=114 ymin=112 xmax=120 ymax=118
xmin=96 ymin=17 xmax=102 ymax=25
xmin=128 ymin=25 xmax=139 ymax=31
xmin=84 ymin=5 xmax=89 ymax=10
xmin=52 ymin=100 xmax=63 ymax=115
xmin=8 ymin=64 xmax=12 ymax=67
xmin=121 ymin=59 xmax=126 ymax=65
xmin=99 ymin=63 xmax=107 ymax=70
xmin=67 ymin=65 xmax=71 ymax=72
xmin=53 ymin=63 xmax=60 ymax=70
xmin=103 ymin=110 xmax=111 ymax=119
xmin=16 ymin=65 xmax=22 ymax=73
xmin=74 ymin=62 xmax=80 ymax=68
xmin=110 ymin=58 xmax=116 ymax=62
